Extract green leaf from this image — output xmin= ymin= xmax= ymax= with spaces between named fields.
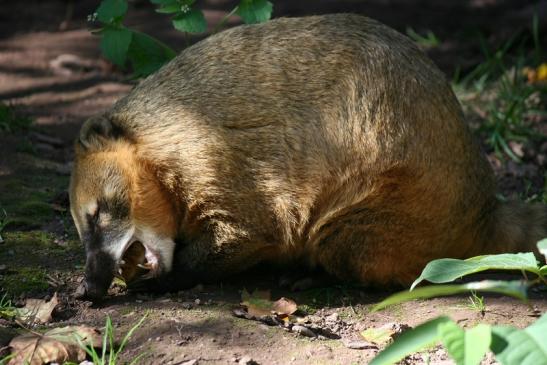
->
xmin=156 ymin=3 xmax=181 ymax=14
xmin=491 ymin=313 xmax=547 ymax=365
xmin=540 ymin=265 xmax=547 ymax=277
xmin=127 ymin=30 xmax=176 ymax=77
xmin=96 ymin=0 xmax=128 ymax=23
xmin=538 ymin=238 xmax=547 ymax=262
xmin=236 ymin=0 xmax=273 ymax=24
xmin=411 ymin=253 xmax=539 ymax=289
xmin=373 ymin=280 xmax=528 ymax=311
xmin=172 ymin=9 xmax=207 ymax=33
xmin=369 ymin=316 xmax=451 ymax=365
xmin=100 ymin=27 xmax=132 ymax=67
xmin=438 ymin=322 xmax=491 ymax=365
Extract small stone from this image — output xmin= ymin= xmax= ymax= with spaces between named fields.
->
xmin=194 ymin=298 xmax=201 ymax=305
xmin=344 ymin=340 xmax=377 ymax=350
xmin=180 ymin=360 xmax=198 ymax=365
xmin=182 ymin=301 xmax=193 ymax=310
xmin=325 ymin=313 xmax=339 ymax=322
xmin=292 ymin=325 xmax=316 ymax=338
xmin=79 ymin=361 xmax=95 ymax=365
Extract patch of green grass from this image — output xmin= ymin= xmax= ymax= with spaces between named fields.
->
xmin=70 ymin=315 xmax=148 ymax=365
xmin=0 ymin=293 xmax=18 ymax=320
xmin=406 ymin=27 xmax=440 ymax=48
xmin=2 ymin=267 xmax=49 ymax=295
xmin=467 ymin=291 xmax=486 ymax=316
xmin=453 ymin=18 xmax=546 ymax=162
xmin=0 ymin=102 xmax=32 ymax=133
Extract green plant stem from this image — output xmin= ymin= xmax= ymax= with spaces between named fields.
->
xmin=212 ymin=6 xmax=239 ymax=34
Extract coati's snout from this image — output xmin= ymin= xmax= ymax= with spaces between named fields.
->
xmin=70 ymin=116 xmax=177 ymax=300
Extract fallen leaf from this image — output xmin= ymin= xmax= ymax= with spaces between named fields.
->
xmin=18 ymin=293 xmax=59 ymax=324
xmin=8 ymin=325 xmax=101 ymax=365
xmin=271 ymin=297 xmax=298 ymax=316
xmin=240 ymin=289 xmax=297 ymax=318
xmin=360 ymin=323 xmax=410 ymax=346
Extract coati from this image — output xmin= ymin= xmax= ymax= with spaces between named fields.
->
xmin=69 ymin=14 xmax=547 ymax=300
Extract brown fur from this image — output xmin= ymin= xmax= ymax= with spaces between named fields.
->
xmin=70 ymin=14 xmax=546 ymax=292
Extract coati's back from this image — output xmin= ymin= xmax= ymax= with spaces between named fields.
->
xmin=75 ymin=14 xmax=545 ymax=292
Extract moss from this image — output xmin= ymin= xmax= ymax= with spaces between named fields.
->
xmin=2 ymin=267 xmax=49 ymax=295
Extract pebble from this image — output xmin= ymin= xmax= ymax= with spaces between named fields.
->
xmin=343 ymin=340 xmax=377 ymax=350
xmin=292 ymin=325 xmax=316 ymax=338
xmin=325 ymin=312 xmax=339 ymax=322
xmin=180 ymin=360 xmax=198 ymax=365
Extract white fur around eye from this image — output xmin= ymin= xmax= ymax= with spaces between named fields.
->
xmin=85 ymin=201 xmax=98 ymax=218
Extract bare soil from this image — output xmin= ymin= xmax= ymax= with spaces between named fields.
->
xmin=0 ymin=1 xmax=546 ymax=364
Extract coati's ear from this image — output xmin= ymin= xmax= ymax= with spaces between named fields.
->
xmin=78 ymin=115 xmax=120 ymax=150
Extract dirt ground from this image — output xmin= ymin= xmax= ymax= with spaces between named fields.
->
xmin=1 ymin=1 xmax=546 ymax=364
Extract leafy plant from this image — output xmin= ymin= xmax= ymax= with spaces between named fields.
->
xmin=370 ymin=240 xmax=547 ymax=365
xmin=0 ymin=103 xmax=32 ymax=133
xmin=453 ymin=16 xmax=546 ymax=162
xmin=467 ymin=291 xmax=486 ymax=315
xmin=91 ymin=0 xmax=273 ymax=77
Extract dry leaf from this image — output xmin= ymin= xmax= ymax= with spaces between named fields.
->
xmin=240 ymin=289 xmax=297 ymax=318
xmin=8 ymin=325 xmax=101 ymax=365
xmin=271 ymin=297 xmax=297 ymax=316
xmin=18 ymin=293 xmax=59 ymax=324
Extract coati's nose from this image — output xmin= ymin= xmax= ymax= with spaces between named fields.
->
xmin=75 ymin=250 xmax=115 ymax=301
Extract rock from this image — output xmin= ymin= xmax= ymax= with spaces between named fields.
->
xmin=292 ymin=325 xmax=316 ymax=338
xmin=180 ymin=360 xmax=198 ymax=365
xmin=343 ymin=340 xmax=377 ymax=350
xmin=325 ymin=312 xmax=339 ymax=322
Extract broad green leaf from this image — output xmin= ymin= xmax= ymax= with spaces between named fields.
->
xmin=100 ymin=27 xmax=132 ymax=66
xmin=172 ymin=9 xmax=207 ymax=34
xmin=96 ymin=0 xmax=128 ymax=23
xmin=156 ymin=3 xmax=182 ymax=14
xmin=540 ymin=265 xmax=547 ymax=277
xmin=411 ymin=253 xmax=539 ymax=289
xmin=538 ymin=238 xmax=547 ymax=262
xmin=369 ymin=316 xmax=451 ymax=365
xmin=491 ymin=313 xmax=547 ymax=365
xmin=438 ymin=321 xmax=491 ymax=365
xmin=127 ymin=30 xmax=176 ymax=77
xmin=373 ymin=280 xmax=528 ymax=311
xmin=236 ymin=0 xmax=273 ymax=24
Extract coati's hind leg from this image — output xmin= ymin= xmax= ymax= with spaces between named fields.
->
xmin=310 ymin=208 xmax=442 ymax=288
